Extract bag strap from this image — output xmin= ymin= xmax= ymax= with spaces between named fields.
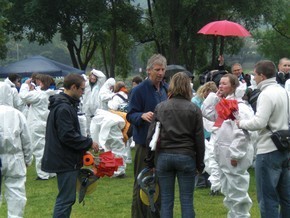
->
xmin=267 ymin=90 xmax=289 ymax=133
xmin=114 ymin=93 xmax=128 ymax=102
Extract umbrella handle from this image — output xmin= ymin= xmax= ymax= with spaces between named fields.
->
xmin=220 ymin=36 xmax=225 ymax=55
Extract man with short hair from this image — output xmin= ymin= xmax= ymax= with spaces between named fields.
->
xmin=127 ymin=54 xmax=168 ymax=218
xmin=237 ymin=60 xmax=290 ymax=218
xmin=276 ymin=57 xmax=290 ymax=87
xmin=42 ymin=73 xmax=99 ymax=218
xmin=231 ymin=63 xmax=245 ymax=82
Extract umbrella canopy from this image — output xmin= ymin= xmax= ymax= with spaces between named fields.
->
xmin=197 ymin=20 xmax=251 ymax=37
xmin=197 ymin=20 xmax=251 ymax=56
xmin=165 ymin=65 xmax=194 ymax=83
xmin=0 ymin=55 xmax=84 ymax=78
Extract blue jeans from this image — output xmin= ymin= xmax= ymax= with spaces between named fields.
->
xmin=156 ymin=153 xmax=196 ymax=218
xmin=255 ymin=150 xmax=290 ymax=218
xmin=53 ymin=170 xmax=79 ymax=218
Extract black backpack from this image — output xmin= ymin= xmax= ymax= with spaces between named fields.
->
xmin=246 ymin=88 xmax=261 ymax=113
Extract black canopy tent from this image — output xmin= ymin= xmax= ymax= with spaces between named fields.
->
xmin=0 ymin=55 xmax=84 ymax=78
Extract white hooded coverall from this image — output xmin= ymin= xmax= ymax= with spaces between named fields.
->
xmin=97 ymin=78 xmax=116 ymax=111
xmin=19 ymin=83 xmax=56 ymax=179
xmin=4 ymin=77 xmax=25 ymax=112
xmin=0 ymin=82 xmax=33 ymax=218
xmin=90 ymin=109 xmax=127 ymax=176
xmin=202 ymin=92 xmax=254 ymax=218
xmin=81 ymin=70 xmax=106 ymax=135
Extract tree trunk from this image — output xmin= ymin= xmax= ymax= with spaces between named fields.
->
xmin=110 ymin=28 xmax=117 ymax=78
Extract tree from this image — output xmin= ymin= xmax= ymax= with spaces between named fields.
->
xmin=5 ymin=0 xmax=109 ymax=70
xmin=141 ymin=0 xmax=288 ymax=73
xmin=96 ymin=0 xmax=143 ymax=78
xmin=256 ymin=29 xmax=290 ymax=64
xmin=3 ymin=34 xmax=71 ymax=66
xmin=0 ymin=0 xmax=11 ymax=59
xmin=4 ymin=0 xmax=143 ymax=78
xmin=255 ymin=1 xmax=290 ymax=63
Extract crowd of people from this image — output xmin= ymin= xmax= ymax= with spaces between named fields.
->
xmin=0 ymin=54 xmax=289 ymax=218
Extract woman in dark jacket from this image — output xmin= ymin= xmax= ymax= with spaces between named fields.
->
xmin=146 ymin=72 xmax=205 ymax=218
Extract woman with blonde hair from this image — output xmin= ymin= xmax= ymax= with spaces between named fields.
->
xmin=191 ymin=81 xmax=218 ymax=190
xmin=194 ymin=81 xmax=218 ymax=104
xmin=146 ymin=72 xmax=205 ymax=218
xmin=192 ymin=80 xmax=218 ymax=133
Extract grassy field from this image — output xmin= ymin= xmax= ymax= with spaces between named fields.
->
xmin=0 ymin=149 xmax=260 ymax=218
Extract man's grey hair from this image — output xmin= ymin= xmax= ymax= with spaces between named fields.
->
xmin=146 ymin=54 xmax=167 ymax=71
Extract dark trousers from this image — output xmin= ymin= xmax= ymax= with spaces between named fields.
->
xmin=131 ymin=144 xmax=160 ymax=218
xmin=53 ymin=170 xmax=79 ymax=218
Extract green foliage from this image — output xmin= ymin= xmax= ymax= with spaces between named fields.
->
xmin=256 ymin=29 xmax=290 ymax=64
xmin=3 ymin=0 xmax=143 ymax=77
xmin=0 ymin=150 xmax=260 ymax=217
xmin=138 ymin=0 xmax=289 ymax=74
xmin=1 ymin=0 xmax=290 ymax=77
xmin=0 ymin=0 xmax=12 ymax=59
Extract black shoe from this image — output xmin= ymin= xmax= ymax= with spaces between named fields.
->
xmin=35 ymin=176 xmax=48 ymax=181
xmin=210 ymin=190 xmax=221 ymax=196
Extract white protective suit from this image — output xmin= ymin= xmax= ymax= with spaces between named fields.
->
xmin=90 ymin=109 xmax=127 ymax=176
xmin=108 ymin=91 xmax=128 ymax=111
xmin=81 ymin=70 xmax=106 ymax=135
xmin=4 ymin=77 xmax=25 ymax=112
xmin=78 ymin=113 xmax=87 ymax=137
xmin=202 ymin=91 xmax=254 ymax=218
xmin=19 ymin=83 xmax=57 ymax=179
xmin=203 ymin=128 xmax=221 ymax=193
xmin=201 ymin=115 xmax=221 ymax=192
xmin=97 ymin=78 xmax=116 ymax=111
xmin=0 ymin=82 xmax=33 ymax=218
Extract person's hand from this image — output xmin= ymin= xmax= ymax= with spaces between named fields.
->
xmin=197 ymin=163 xmax=205 ymax=174
xmin=216 ymin=89 xmax=223 ymax=98
xmin=231 ymin=159 xmax=238 ymax=167
xmin=141 ymin=111 xmax=154 ymax=123
xmin=91 ymin=141 xmax=99 ymax=153
xmin=25 ymin=78 xmax=35 ymax=90
xmin=25 ymin=78 xmax=32 ymax=84
xmin=218 ymin=55 xmax=224 ymax=66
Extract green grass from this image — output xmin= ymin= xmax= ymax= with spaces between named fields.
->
xmin=0 ymin=149 xmax=260 ymax=217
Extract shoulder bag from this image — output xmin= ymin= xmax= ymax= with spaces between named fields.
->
xmin=268 ymin=90 xmax=290 ymax=152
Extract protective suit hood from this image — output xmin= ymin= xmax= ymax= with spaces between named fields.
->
xmin=0 ymin=82 xmax=13 ymax=106
xmin=103 ymin=78 xmax=116 ymax=90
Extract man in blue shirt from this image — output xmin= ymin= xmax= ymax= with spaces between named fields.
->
xmin=127 ymin=54 xmax=168 ymax=218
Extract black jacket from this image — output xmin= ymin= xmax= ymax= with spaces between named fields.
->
xmin=42 ymin=92 xmax=92 ymax=173
xmin=146 ymin=96 xmax=205 ymax=172
xmin=276 ymin=71 xmax=289 ymax=86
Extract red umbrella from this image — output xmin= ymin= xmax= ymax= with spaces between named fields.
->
xmin=197 ymin=20 xmax=251 ymax=55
